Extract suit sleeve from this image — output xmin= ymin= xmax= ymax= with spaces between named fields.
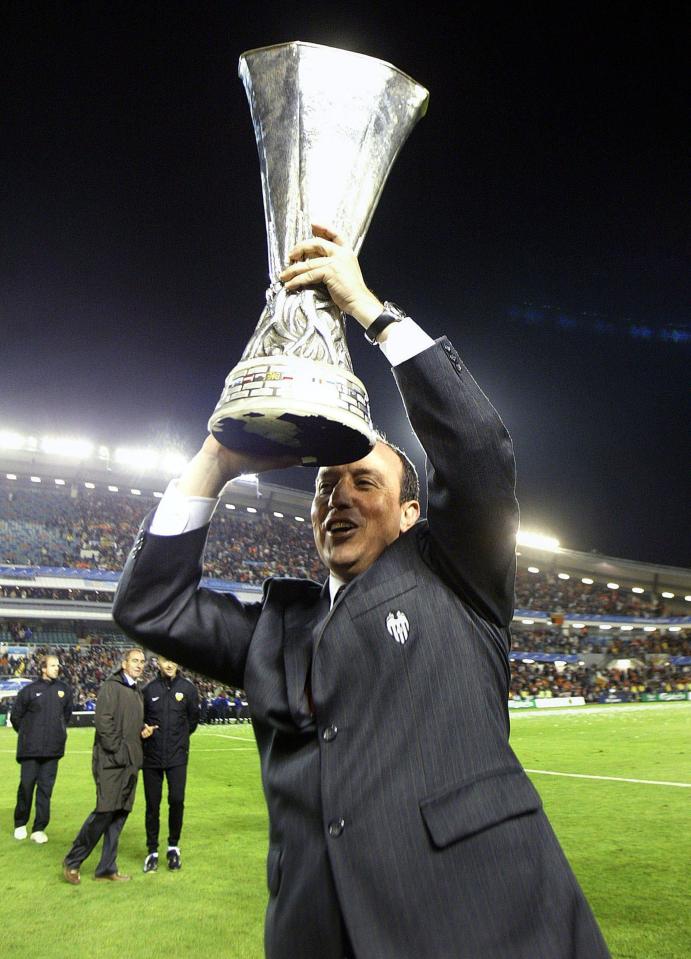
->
xmin=393 ymin=337 xmax=518 ymax=627
xmin=112 ymin=511 xmax=261 ymax=687
xmin=95 ymin=682 xmax=124 ymax=755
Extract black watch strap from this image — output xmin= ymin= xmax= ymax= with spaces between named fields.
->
xmin=364 ymin=301 xmax=408 ymax=344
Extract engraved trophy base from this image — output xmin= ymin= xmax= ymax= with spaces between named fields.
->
xmin=208 ymin=355 xmax=376 ymax=466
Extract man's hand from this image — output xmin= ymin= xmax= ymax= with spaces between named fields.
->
xmin=141 ymin=724 xmax=158 ymax=739
xmin=279 ymin=224 xmax=383 ymax=328
xmin=177 ymin=435 xmax=301 ymax=499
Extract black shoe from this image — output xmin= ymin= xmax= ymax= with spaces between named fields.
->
xmin=143 ymin=852 xmax=158 ymax=873
xmin=166 ymin=848 xmax=181 ymax=870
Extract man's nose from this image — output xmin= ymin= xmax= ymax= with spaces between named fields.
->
xmin=328 ymin=477 xmax=353 ymax=507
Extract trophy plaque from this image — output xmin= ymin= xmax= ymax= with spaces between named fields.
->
xmin=208 ymin=41 xmax=429 ymax=466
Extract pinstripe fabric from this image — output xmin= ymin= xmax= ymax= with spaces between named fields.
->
xmin=114 ymin=338 xmax=610 ymax=959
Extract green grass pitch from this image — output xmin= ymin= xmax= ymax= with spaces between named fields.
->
xmin=1 ymin=701 xmax=689 ymax=958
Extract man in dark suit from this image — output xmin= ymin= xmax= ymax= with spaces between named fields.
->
xmin=62 ymin=647 xmax=156 ymax=884
xmin=113 ymin=226 xmax=610 ymax=958
xmin=11 ymin=653 xmax=73 ymax=844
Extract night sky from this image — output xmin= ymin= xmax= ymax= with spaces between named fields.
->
xmin=3 ymin=3 xmax=689 ymax=567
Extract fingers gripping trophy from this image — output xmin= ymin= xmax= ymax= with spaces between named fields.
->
xmin=208 ymin=42 xmax=429 ymax=466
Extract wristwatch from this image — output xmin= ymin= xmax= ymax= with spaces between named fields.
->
xmin=364 ymin=301 xmax=409 ymax=344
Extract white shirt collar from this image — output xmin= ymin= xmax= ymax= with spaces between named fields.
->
xmin=328 ymin=573 xmax=347 ymax=608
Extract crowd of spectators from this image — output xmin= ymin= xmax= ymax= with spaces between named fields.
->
xmin=510 ymin=627 xmax=691 ymax=657
xmin=2 ymin=484 xmax=687 ymax=619
xmin=514 ymin=569 xmax=664 ymax=617
xmin=509 ymin=659 xmax=690 ymax=702
xmin=0 ymin=643 xmax=248 ymax=720
xmin=1 ymin=484 xmax=689 ymax=708
xmin=0 ymin=485 xmax=321 ymax=583
xmin=1 ymin=629 xmax=688 ymax=714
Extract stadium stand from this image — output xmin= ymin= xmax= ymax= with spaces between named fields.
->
xmin=1 ymin=463 xmax=689 ymax=708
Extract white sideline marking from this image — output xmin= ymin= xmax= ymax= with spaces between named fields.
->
xmin=526 ymin=769 xmax=691 ymax=788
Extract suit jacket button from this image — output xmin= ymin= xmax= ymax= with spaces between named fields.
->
xmin=322 ymin=725 xmax=338 ymax=742
xmin=328 ymin=819 xmax=345 ymax=838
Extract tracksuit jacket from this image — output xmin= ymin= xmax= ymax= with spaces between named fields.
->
xmin=10 ymin=678 xmax=73 ymax=760
xmin=142 ymin=674 xmax=199 ymax=768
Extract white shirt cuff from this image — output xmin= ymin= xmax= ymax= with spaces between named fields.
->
xmin=149 ymin=479 xmax=218 ymax=536
xmin=377 ymin=316 xmax=435 ymax=366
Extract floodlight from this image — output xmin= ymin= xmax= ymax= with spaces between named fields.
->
xmin=108 ymin=485 xmax=119 ymax=492
xmin=521 ymin=619 xmax=535 ymax=625
xmin=0 ymin=431 xmax=25 ymax=450
xmin=668 ymin=626 xmax=681 ymax=632
xmin=661 ymin=591 xmax=674 ymax=599
xmin=620 ymin=625 xmax=633 ymax=631
xmin=295 ymin=516 xmax=305 ymax=523
xmin=84 ymin=482 xmax=95 ymax=490
xmin=246 ymin=507 xmax=257 ymax=514
xmin=54 ymin=479 xmax=65 ymax=486
xmin=131 ymin=488 xmax=141 ymax=495
xmin=599 ymin=624 xmax=612 ymax=630
xmin=685 ymin=595 xmax=691 ymax=602
xmin=631 ymin=587 xmax=644 ymax=594
xmin=643 ymin=626 xmax=657 ymax=632
xmin=571 ymin=623 xmax=585 ymax=629
xmin=6 ymin=473 xmax=17 ymax=480
xmin=114 ymin=447 xmax=159 ymax=470
xmin=160 ymin=451 xmax=189 ymax=475
xmin=607 ymin=582 xmax=619 ymax=590
xmin=41 ymin=436 xmax=94 ymax=459
xmin=273 ymin=511 xmax=284 ymax=518
xmin=516 ymin=531 xmax=559 ymax=551
xmin=557 ymin=573 xmax=570 ymax=580
xmin=30 ymin=476 xmax=41 ymax=483
xmin=527 ymin=566 xmax=540 ymax=574
xmin=581 ymin=577 xmax=594 ymax=585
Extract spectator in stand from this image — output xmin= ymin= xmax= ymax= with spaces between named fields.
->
xmin=11 ymin=653 xmax=73 ymax=844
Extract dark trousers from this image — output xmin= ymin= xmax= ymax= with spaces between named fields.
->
xmin=14 ymin=757 xmax=59 ymax=831
xmin=64 ymin=809 xmax=129 ymax=876
xmin=143 ymin=764 xmax=187 ymax=852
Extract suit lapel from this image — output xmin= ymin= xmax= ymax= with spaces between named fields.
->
xmin=283 ymin=582 xmax=329 ymax=728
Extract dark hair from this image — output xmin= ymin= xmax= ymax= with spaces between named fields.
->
xmin=374 ymin=431 xmax=420 ymax=503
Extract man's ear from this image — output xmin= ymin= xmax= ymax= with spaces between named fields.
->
xmin=399 ymin=500 xmax=421 ymax=533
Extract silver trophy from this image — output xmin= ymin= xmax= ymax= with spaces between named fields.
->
xmin=208 ymin=41 xmax=429 ymax=465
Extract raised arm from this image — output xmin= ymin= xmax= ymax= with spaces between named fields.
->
xmin=393 ymin=340 xmax=519 ymax=627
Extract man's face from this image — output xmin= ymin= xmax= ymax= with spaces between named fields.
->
xmin=42 ymin=657 xmax=60 ymax=681
xmin=157 ymin=656 xmax=178 ymax=679
xmin=123 ymin=650 xmax=146 ymax=680
xmin=311 ymin=442 xmax=420 ymax=582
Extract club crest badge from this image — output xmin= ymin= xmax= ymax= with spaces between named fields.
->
xmin=175 ymin=692 xmax=184 ymax=701
xmin=57 ymin=690 xmax=65 ymax=698
xmin=386 ymin=610 xmax=410 ymax=645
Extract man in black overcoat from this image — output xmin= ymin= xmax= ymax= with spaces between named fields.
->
xmin=11 ymin=653 xmax=73 ymax=843
xmin=113 ymin=226 xmax=610 ymax=958
xmin=62 ymin=647 xmax=156 ymax=884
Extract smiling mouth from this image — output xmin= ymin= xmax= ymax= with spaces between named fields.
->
xmin=326 ymin=521 xmax=357 ymax=537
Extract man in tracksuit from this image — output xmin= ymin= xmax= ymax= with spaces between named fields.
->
xmin=11 ymin=654 xmax=73 ymax=843
xmin=141 ymin=655 xmax=199 ymax=872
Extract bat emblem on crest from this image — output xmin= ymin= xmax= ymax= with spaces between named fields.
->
xmin=386 ymin=610 xmax=410 ymax=645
